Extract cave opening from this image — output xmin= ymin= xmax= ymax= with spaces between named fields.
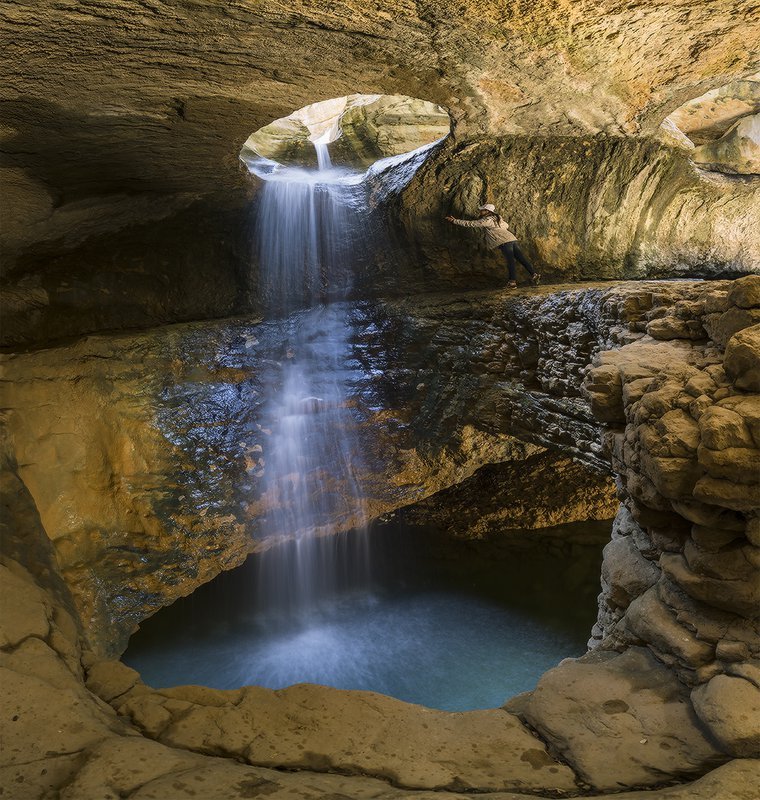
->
xmin=661 ymin=78 xmax=759 ymax=176
xmin=239 ymin=93 xmax=452 ymax=171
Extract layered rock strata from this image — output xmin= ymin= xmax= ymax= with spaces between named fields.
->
xmin=513 ymin=276 xmax=760 ymax=776
xmin=1 ymin=280 xmax=688 ymax=655
xmin=6 ymin=279 xmax=755 ymax=657
xmin=3 ymin=2 xmax=758 ymax=346
xmin=380 ymin=135 xmax=759 ymax=292
xmin=2 ymin=278 xmax=760 ymax=796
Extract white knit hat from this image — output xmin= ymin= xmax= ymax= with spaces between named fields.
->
xmin=478 ymin=203 xmax=496 ymax=212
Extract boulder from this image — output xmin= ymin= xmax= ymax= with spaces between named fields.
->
xmin=727 ymin=275 xmax=760 ymax=310
xmin=624 ymin=587 xmax=714 ymax=667
xmin=692 ymin=675 xmax=760 ymax=757
xmin=601 ymin=536 xmax=660 ymax=609
xmin=519 ymin=647 xmax=725 ymax=790
xmin=724 ymin=324 xmax=760 ymax=391
xmin=698 ymin=405 xmax=755 ymax=450
xmin=706 ymin=309 xmax=760 ymax=349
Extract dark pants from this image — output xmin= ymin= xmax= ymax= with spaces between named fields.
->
xmin=498 ymin=242 xmax=535 ymax=281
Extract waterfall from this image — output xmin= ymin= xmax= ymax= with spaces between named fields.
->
xmin=252 ymin=144 xmax=372 ymax=621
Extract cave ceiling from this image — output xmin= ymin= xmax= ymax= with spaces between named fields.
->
xmin=2 ymin=0 xmax=758 ymax=206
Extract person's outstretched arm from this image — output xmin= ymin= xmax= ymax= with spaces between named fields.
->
xmin=445 ymin=216 xmax=490 ymax=228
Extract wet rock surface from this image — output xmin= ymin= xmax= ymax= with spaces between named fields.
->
xmin=1 ymin=280 xmax=674 ymax=655
xmin=2 ymin=545 xmax=759 ymax=799
xmin=2 ymin=277 xmax=760 ymax=796
xmin=2 ymin=3 xmax=758 ymax=346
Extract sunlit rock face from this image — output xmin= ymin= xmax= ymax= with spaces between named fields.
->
xmin=241 ymin=94 xmax=450 ymax=169
xmin=693 ymin=114 xmax=760 ymax=175
xmin=665 ymin=80 xmax=760 ymax=145
xmin=380 ymin=135 xmax=759 ymax=289
xmin=662 ymin=79 xmax=760 ymax=175
xmin=2 ymin=1 xmax=758 ymax=345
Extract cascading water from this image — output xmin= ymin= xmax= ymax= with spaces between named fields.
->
xmin=252 ymin=142 xmax=372 ymax=622
xmin=124 ymin=135 xmax=609 ymax=710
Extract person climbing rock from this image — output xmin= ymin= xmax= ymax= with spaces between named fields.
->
xmin=445 ymin=203 xmax=540 ymax=288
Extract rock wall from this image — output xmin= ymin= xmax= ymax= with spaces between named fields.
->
xmin=0 ymin=280 xmax=684 ymax=656
xmin=516 ymin=276 xmax=760 ymax=766
xmin=5 ymin=278 xmax=752 ymax=659
xmin=7 ymin=539 xmax=758 ymax=798
xmin=380 ymin=135 xmax=759 ymax=291
xmin=3 ymin=277 xmax=760 ymax=795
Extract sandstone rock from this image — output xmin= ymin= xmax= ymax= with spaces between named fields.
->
xmin=639 ymin=451 xmax=702 ymax=501
xmin=747 ymin=517 xmax=760 ymax=547
xmin=670 ymin=499 xmax=746 ymax=531
xmin=661 ymin=551 xmax=760 ymax=619
xmin=86 ymin=660 xmax=142 ymax=703
xmin=519 ymin=647 xmax=725 ymax=790
xmin=724 ymin=324 xmax=760 ymax=391
xmin=693 ymin=114 xmax=760 ymax=175
xmin=389 ymin=453 xmax=617 ymax=537
xmin=699 ymin=405 xmax=755 ymax=449
xmin=690 ymin=524 xmax=744 ymax=551
xmin=624 ymin=587 xmax=714 ymax=667
xmin=692 ymin=675 xmax=760 ymax=757
xmin=697 ymin=443 xmax=760 ymax=484
xmin=694 ymin=474 xmax=760 ymax=512
xmin=716 ymin=395 xmax=760 ymax=447
xmin=727 ymin=275 xmax=760 ymax=310
xmin=716 ymin=640 xmax=752 ymax=662
xmin=647 ymin=316 xmax=706 ymax=341
xmin=0 ymin=564 xmax=50 ymax=648
xmin=703 ymin=289 xmax=732 ymax=315
xmin=584 ymin=364 xmax=624 ymax=423
xmin=685 ymin=372 xmax=717 ymax=398
xmin=117 ymin=682 xmax=577 ymax=793
xmin=689 ymin=393 xmax=714 ymax=420
xmin=601 ymin=536 xmax=660 ymax=609
xmin=651 ymin=409 xmax=701 ymax=457
xmin=706 ymin=309 xmax=760 ymax=349
xmin=623 ymin=376 xmax=656 ymax=408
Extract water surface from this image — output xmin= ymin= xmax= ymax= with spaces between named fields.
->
xmin=124 ymin=520 xmax=609 ymax=710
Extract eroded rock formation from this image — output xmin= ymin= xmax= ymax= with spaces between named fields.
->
xmin=380 ymin=135 xmax=759 ymax=291
xmin=2 ymin=280 xmax=649 ymax=655
xmin=4 ymin=547 xmax=758 ymax=798
xmin=2 ymin=3 xmax=760 ymax=794
xmin=512 ymin=275 xmax=760 ymax=777
xmin=241 ymin=94 xmax=450 ymax=169
xmin=2 ymin=277 xmax=760 ymax=796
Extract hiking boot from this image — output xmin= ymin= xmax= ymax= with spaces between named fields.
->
xmin=530 ymin=273 xmax=541 ymax=286
xmin=507 ymin=280 xmax=517 ymax=289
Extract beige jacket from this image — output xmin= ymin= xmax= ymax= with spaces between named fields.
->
xmin=450 ymin=215 xmax=517 ymax=248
